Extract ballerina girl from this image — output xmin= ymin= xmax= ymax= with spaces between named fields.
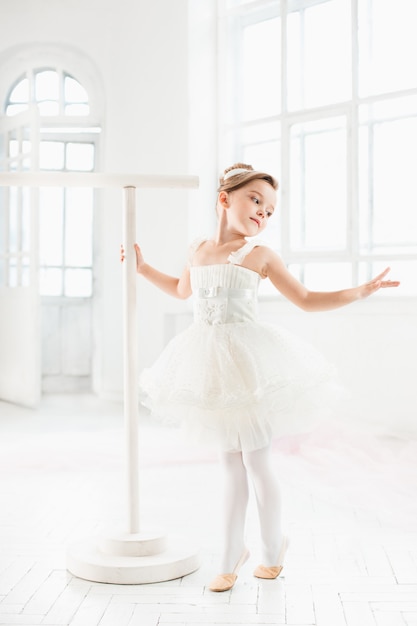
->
xmin=122 ymin=163 xmax=399 ymax=591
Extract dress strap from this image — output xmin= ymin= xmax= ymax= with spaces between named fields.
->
xmin=227 ymin=239 xmax=262 ymax=266
xmin=187 ymin=237 xmax=206 ymax=266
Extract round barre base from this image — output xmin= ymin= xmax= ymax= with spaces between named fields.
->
xmin=67 ymin=533 xmax=201 ymax=584
xmin=98 ymin=531 xmax=167 ymax=557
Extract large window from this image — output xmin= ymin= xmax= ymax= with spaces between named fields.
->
xmin=219 ymin=0 xmax=417 ymax=295
xmin=5 ymin=68 xmax=99 ymax=297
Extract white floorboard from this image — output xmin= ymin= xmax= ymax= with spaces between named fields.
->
xmin=1 ymin=394 xmax=416 ymax=626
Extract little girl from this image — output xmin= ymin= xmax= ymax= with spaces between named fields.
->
xmin=124 ymin=163 xmax=399 ymax=592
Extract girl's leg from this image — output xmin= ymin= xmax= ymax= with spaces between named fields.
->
xmin=218 ymin=450 xmax=249 ymax=572
xmin=242 ymin=445 xmax=283 ymax=565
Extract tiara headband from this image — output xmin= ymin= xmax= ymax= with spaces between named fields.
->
xmin=223 ymin=167 xmax=251 ymax=180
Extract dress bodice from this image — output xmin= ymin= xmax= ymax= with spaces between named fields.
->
xmin=190 ymin=264 xmax=260 ymax=325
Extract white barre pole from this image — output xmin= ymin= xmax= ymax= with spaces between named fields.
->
xmin=0 ymin=171 xmax=198 ymax=189
xmin=1 ymin=169 xmax=201 ymax=582
xmin=123 ymin=186 xmax=139 ymax=534
xmin=0 ymin=171 xmax=198 ymax=536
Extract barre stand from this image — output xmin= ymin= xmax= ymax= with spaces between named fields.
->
xmin=0 ymin=171 xmax=201 ymax=584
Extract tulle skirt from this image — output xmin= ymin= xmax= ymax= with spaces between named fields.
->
xmin=139 ymin=320 xmax=343 ymax=452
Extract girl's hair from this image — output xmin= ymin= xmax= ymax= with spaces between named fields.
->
xmin=218 ymin=163 xmax=279 ymax=193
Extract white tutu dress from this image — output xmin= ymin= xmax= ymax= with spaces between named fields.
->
xmin=139 ymin=240 xmax=340 ymax=452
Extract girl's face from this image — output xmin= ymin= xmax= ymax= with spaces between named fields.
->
xmin=221 ymin=179 xmax=276 ymax=237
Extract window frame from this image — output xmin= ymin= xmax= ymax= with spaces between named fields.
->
xmin=3 ymin=68 xmax=101 ymax=299
xmin=217 ymin=0 xmax=417 ymax=296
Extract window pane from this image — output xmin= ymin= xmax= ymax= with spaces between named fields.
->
xmin=304 ymin=262 xmax=352 ymax=291
xmin=35 ymin=70 xmax=59 ymax=101
xmin=290 ymin=117 xmax=347 ymax=250
xmin=241 ymin=122 xmax=281 ymax=176
xmin=9 ymin=138 xmax=18 ymax=158
xmin=6 ymin=104 xmax=28 ymax=116
xmin=8 ymin=259 xmax=17 ymax=287
xmin=37 ymin=101 xmax=60 ymax=116
xmin=66 ymin=143 xmax=95 ymax=171
xmin=359 ymin=113 xmax=417 ymax=253
xmin=9 ymin=77 xmax=29 ymax=103
xmin=243 ymin=140 xmax=280 ymax=180
xmin=64 ymin=76 xmax=88 ymax=103
xmin=40 ymin=141 xmax=65 ymax=169
xmin=65 ymin=188 xmax=93 ymax=266
xmin=64 ymin=268 xmax=92 ymax=297
xmin=0 ymin=193 xmax=5 ymax=242
xmin=39 ymin=188 xmax=64 ymax=265
xmin=242 ymin=17 xmax=280 ymax=120
xmin=374 ymin=118 xmax=417 ymax=249
xmin=9 ymin=188 xmax=18 ymax=252
xmin=223 ymin=122 xmax=280 ymax=173
xmin=21 ymin=188 xmax=30 ymax=251
xmin=21 ymin=259 xmax=30 ymax=287
xmin=40 ymin=267 xmax=62 ymax=296
xmin=287 ymin=0 xmax=351 ymax=110
xmin=359 ymin=0 xmax=417 ymax=97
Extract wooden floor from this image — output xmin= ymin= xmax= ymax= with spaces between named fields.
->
xmin=1 ymin=394 xmax=417 ymax=626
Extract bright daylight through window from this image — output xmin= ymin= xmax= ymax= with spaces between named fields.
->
xmin=219 ymin=0 xmax=417 ymax=295
xmin=5 ymin=68 xmax=96 ymax=297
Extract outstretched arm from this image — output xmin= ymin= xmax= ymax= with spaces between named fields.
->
xmin=263 ymin=248 xmax=400 ymax=312
xmin=121 ymin=244 xmax=192 ymax=300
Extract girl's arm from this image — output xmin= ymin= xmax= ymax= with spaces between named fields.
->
xmin=262 ymin=248 xmax=400 ymax=312
xmin=121 ymin=244 xmax=192 ymax=299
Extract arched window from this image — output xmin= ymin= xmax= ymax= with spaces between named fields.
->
xmin=6 ymin=69 xmax=90 ymax=117
xmin=4 ymin=67 xmax=100 ymax=298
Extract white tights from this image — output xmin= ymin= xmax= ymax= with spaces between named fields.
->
xmin=218 ymin=445 xmax=283 ymax=572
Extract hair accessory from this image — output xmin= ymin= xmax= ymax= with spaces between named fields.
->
xmin=223 ymin=167 xmax=251 ymax=180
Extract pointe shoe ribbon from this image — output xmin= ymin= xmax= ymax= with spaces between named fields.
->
xmin=209 ymin=548 xmax=250 ymax=592
xmin=254 ymin=536 xmax=289 ymax=580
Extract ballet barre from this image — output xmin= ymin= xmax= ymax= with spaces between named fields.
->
xmin=0 ymin=170 xmax=200 ymax=584
xmin=0 ymin=170 xmax=198 ymax=189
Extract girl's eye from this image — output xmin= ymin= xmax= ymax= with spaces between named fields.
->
xmin=252 ymin=197 xmax=260 ymax=205
xmin=266 ymin=211 xmax=272 ymax=217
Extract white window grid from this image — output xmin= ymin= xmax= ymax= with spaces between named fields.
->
xmin=217 ymin=0 xmax=417 ymax=296
xmin=3 ymin=68 xmax=101 ymax=298
xmin=6 ymin=67 xmax=90 ymax=118
xmin=0 ymin=111 xmax=39 ymax=290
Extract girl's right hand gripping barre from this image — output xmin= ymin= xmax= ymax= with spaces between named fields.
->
xmin=120 ymin=243 xmax=146 ymax=274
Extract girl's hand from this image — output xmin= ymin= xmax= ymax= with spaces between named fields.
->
xmin=359 ymin=267 xmax=400 ymax=299
xmin=120 ymin=243 xmax=146 ymax=274
xmin=133 ymin=243 xmax=146 ymax=273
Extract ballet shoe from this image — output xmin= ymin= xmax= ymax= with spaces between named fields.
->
xmin=253 ymin=536 xmax=289 ymax=580
xmin=209 ymin=548 xmax=250 ymax=592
